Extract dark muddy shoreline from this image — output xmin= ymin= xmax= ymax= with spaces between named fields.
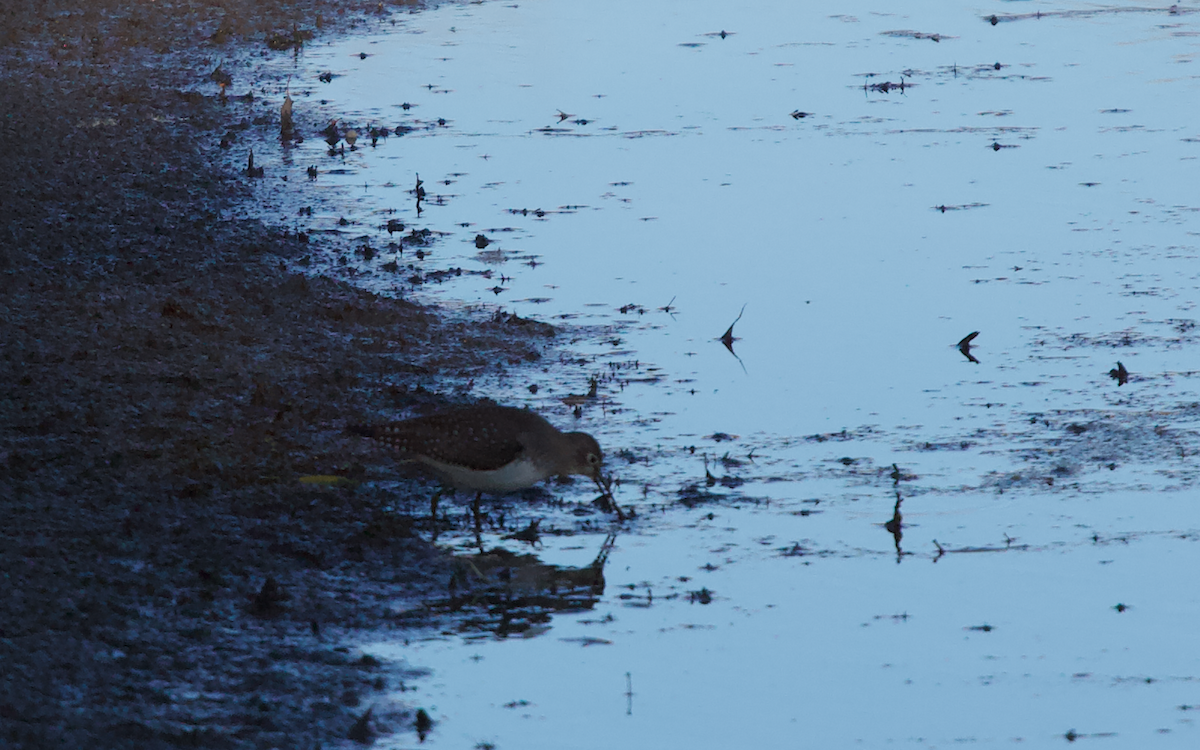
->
xmin=0 ymin=2 xmax=566 ymax=747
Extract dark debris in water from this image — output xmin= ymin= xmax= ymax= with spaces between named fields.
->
xmin=986 ymin=6 xmax=1197 ymax=26
xmin=1109 ymin=361 xmax=1130 ymax=386
xmin=881 ymin=29 xmax=952 ymax=43
xmin=934 ymin=202 xmax=989 ymax=213
xmin=979 ymin=403 xmax=1200 ymax=492
xmin=1042 ymin=322 xmax=1198 ymax=351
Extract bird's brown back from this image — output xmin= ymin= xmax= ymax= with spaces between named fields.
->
xmin=349 ymin=406 xmax=559 ymax=472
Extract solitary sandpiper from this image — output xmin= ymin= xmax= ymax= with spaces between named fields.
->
xmin=349 ymin=405 xmax=621 ymax=527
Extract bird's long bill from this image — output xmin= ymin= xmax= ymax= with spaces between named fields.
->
xmin=593 ymin=471 xmax=625 ymax=521
xmin=593 ymin=471 xmax=613 ymax=499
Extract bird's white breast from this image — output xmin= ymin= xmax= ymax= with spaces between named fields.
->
xmin=419 ymin=455 xmax=548 ymax=493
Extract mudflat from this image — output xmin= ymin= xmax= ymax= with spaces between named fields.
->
xmin=0 ymin=2 xmax=560 ymax=747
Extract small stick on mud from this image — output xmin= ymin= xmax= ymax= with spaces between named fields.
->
xmin=245 ymin=149 xmax=264 ymax=178
xmin=280 ymin=78 xmax=294 ymax=140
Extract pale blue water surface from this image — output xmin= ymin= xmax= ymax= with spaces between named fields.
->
xmin=241 ymin=0 xmax=1200 ymax=746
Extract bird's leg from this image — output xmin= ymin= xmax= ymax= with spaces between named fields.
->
xmin=472 ymin=492 xmax=484 ymax=552
xmin=429 ymin=488 xmax=445 ymax=541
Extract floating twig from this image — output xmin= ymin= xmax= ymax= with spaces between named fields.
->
xmin=1109 ymin=361 xmax=1129 ymax=386
xmin=957 ymin=331 xmax=980 ymax=364
xmin=718 ymin=304 xmax=745 ymax=352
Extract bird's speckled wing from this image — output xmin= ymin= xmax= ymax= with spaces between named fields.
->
xmin=351 ymin=407 xmax=552 ymax=472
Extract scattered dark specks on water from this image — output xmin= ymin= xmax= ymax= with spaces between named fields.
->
xmin=881 ymin=29 xmax=948 ymax=42
xmin=678 ymin=42 xmax=705 ymax=48
xmin=561 ymin=636 xmax=613 ymax=647
xmin=318 ymin=71 xmax=333 ymax=83
xmin=1109 ymin=361 xmax=1130 ymax=386
xmin=676 ymin=484 xmax=724 ymax=508
xmin=717 ymin=304 xmax=746 ymax=360
xmin=967 ymin=623 xmax=995 ymax=632
xmin=916 ymin=440 xmax=974 ymax=452
xmin=790 ymin=110 xmax=812 ymax=119
xmin=712 ymin=468 xmax=744 ymax=488
xmin=933 ymin=538 xmax=1031 ymax=559
xmin=957 ymin=331 xmax=980 ymax=364
xmin=934 ymin=202 xmax=989 ymax=213
xmin=414 ymin=708 xmax=433 ymax=741
xmin=1113 ymin=603 xmax=1130 ymax=613
xmin=867 ymin=79 xmax=909 ymax=94
xmin=1080 ymin=181 xmax=1100 ymax=187
xmin=688 ymin=587 xmax=713 ymax=604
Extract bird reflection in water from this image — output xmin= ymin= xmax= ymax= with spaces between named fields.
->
xmin=412 ymin=533 xmax=618 ymax=637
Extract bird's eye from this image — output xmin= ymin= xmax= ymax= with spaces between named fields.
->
xmin=588 ymin=453 xmax=600 ymax=465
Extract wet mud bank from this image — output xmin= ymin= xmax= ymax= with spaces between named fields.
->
xmin=0 ymin=1 xmax=563 ymax=747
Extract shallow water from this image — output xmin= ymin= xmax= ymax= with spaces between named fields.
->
xmin=249 ymin=0 xmax=1200 ymax=745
